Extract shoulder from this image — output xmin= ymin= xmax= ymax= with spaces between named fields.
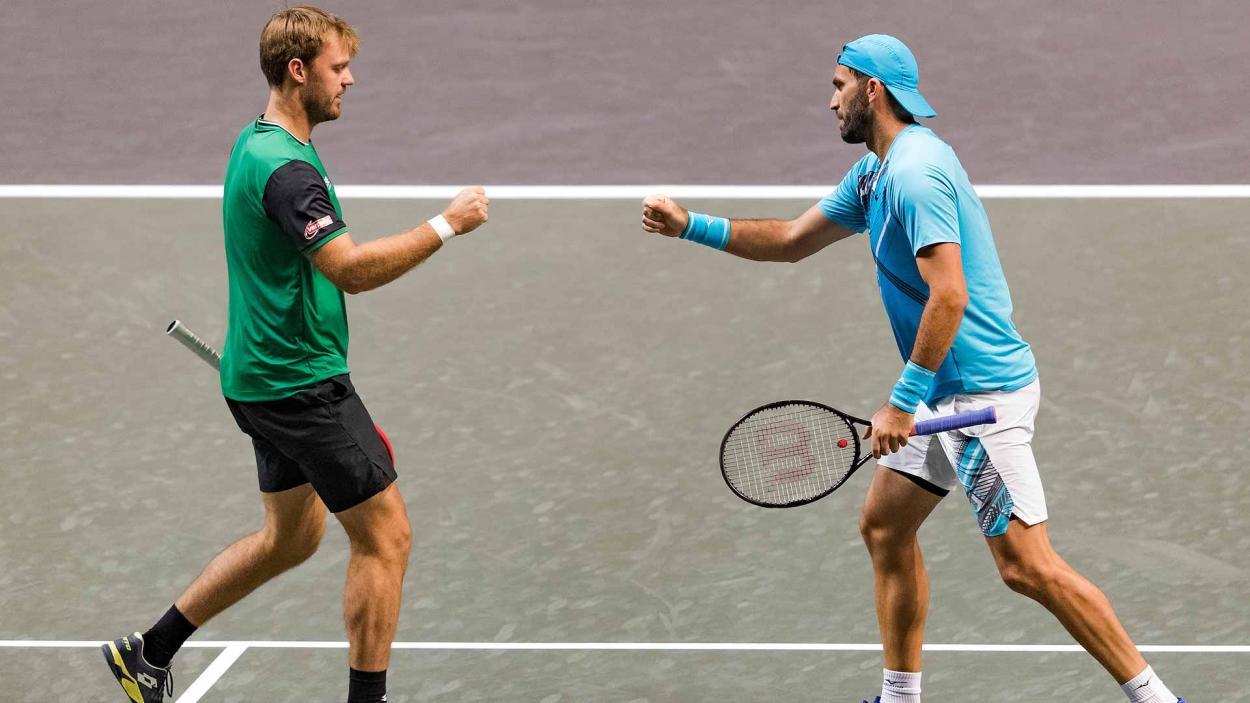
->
xmin=890 ymin=124 xmax=945 ymax=159
xmin=240 ymin=122 xmax=318 ymax=172
xmin=232 ymin=138 xmax=294 ymax=181
xmin=262 ymin=160 xmax=330 ymax=209
xmin=901 ymin=128 xmax=962 ymax=173
xmin=891 ymin=134 xmax=958 ymax=197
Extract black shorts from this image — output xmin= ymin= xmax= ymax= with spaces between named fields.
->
xmin=225 ymin=374 xmax=397 ymax=513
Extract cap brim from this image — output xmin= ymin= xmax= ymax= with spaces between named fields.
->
xmin=887 ymin=85 xmax=936 ymax=119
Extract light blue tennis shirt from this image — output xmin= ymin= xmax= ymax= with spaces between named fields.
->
xmin=820 ymin=124 xmax=1037 ymax=404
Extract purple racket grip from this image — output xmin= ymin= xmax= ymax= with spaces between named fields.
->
xmin=910 ymin=406 xmax=997 ymax=436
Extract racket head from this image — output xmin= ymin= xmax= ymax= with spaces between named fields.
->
xmin=719 ymin=400 xmax=868 ymax=508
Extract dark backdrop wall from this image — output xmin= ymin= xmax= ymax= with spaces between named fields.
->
xmin=3 ymin=0 xmax=1246 ymax=185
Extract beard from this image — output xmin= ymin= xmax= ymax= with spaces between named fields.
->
xmin=302 ymin=87 xmax=341 ymax=125
xmin=838 ymin=85 xmax=872 ymax=144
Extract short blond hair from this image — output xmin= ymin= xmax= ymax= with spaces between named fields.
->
xmin=259 ymin=6 xmax=359 ymax=87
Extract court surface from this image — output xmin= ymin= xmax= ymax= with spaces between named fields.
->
xmin=1 ymin=194 xmax=1247 ymax=701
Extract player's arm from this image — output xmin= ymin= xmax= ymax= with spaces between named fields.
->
xmin=641 ymin=195 xmax=855 ymax=262
xmin=311 ymin=187 xmax=489 ymax=294
xmin=865 ymin=243 xmax=968 ymax=457
xmin=908 ymin=243 xmax=968 ymax=370
xmin=865 ymin=159 xmax=968 ymax=457
xmin=262 ymin=161 xmax=490 ymax=294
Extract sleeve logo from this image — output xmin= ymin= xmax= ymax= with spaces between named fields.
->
xmin=304 ymin=215 xmax=334 ymax=239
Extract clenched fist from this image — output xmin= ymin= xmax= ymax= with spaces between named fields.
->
xmin=863 ymin=402 xmax=913 ymax=459
xmin=641 ymin=194 xmax=688 ymax=237
xmin=443 ymin=186 xmax=490 ymax=235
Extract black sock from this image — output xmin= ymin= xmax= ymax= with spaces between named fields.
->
xmin=348 ymin=668 xmax=387 ymax=703
xmin=142 ymin=605 xmax=197 ymax=669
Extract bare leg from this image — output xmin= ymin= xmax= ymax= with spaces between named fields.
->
xmin=335 ymin=483 xmax=412 ymax=671
xmin=176 ymin=484 xmax=327 ymax=625
xmin=987 ymin=520 xmax=1148 ymax=684
xmin=859 ymin=467 xmax=945 ymax=672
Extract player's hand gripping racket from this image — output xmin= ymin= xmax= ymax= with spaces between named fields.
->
xmin=719 ymin=400 xmax=996 ymax=508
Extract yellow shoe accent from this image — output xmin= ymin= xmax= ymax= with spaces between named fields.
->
xmin=108 ymin=642 xmax=144 ymax=702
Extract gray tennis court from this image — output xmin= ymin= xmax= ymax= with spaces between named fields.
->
xmin=2 ymin=195 xmax=1248 ymax=701
xmin=3 ymin=1 xmax=1248 ymax=701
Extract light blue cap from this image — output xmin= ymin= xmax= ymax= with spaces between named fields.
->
xmin=837 ymin=34 xmax=936 ymax=119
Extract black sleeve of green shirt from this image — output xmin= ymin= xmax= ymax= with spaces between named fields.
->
xmin=262 ymin=160 xmax=347 ymax=252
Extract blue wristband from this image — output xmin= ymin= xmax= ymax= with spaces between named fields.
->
xmin=889 ymin=361 xmax=936 ymax=413
xmin=680 ymin=211 xmax=731 ymax=250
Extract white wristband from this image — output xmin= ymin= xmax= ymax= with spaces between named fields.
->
xmin=428 ymin=214 xmax=456 ymax=243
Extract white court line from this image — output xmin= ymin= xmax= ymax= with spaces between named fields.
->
xmin=1 ymin=640 xmax=1248 ymax=653
xmin=174 ymin=644 xmax=248 ymax=703
xmin=1 ymin=185 xmax=1249 ymax=199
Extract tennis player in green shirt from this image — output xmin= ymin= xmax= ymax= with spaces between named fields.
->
xmin=102 ymin=7 xmax=489 ymax=702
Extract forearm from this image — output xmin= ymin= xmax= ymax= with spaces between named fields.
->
xmin=908 ymin=289 xmax=966 ymax=370
xmin=722 ymin=219 xmax=799 ymax=262
xmin=335 ymin=224 xmax=444 ymax=293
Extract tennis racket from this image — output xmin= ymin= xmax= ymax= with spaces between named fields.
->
xmin=164 ymin=319 xmax=395 ymax=462
xmin=719 ymin=400 xmax=996 ymax=508
xmin=166 ymin=320 xmax=221 ymax=370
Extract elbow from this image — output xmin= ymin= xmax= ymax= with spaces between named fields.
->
xmin=326 ymin=270 xmax=366 ymax=295
xmin=752 ymin=250 xmax=803 ymax=264
xmin=330 ymin=275 xmax=362 ymax=295
xmin=779 ymin=223 xmax=808 ymax=263
xmin=937 ymin=288 xmax=968 ymax=312
xmin=329 ymin=258 xmax=373 ymax=295
xmin=341 ymin=277 xmax=376 ymax=295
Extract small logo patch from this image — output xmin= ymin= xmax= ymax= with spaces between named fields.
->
xmin=138 ymin=673 xmax=159 ymax=689
xmin=304 ymin=215 xmax=334 ymax=239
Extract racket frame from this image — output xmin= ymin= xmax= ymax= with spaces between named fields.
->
xmin=718 ymin=399 xmax=870 ymax=509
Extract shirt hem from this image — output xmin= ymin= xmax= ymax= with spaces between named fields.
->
xmin=301 ymin=225 xmax=348 ymax=254
xmin=928 ymin=368 xmax=1039 ymax=405
xmin=222 ymin=364 xmax=351 ymax=403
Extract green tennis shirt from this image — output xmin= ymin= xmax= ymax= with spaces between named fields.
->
xmin=221 ymin=117 xmax=351 ymax=401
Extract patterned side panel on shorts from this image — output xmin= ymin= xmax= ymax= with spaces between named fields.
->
xmin=949 ymin=435 xmax=1014 ymax=537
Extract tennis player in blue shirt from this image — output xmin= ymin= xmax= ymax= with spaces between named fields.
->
xmin=640 ymin=34 xmax=1183 ymax=703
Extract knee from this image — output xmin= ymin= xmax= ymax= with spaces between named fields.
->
xmin=263 ymin=520 xmax=325 ymax=568
xmin=859 ymin=510 xmax=913 ymax=558
xmin=355 ymin=518 xmax=412 ymax=565
xmin=392 ymin=520 xmax=413 ymax=561
xmin=997 ymin=560 xmax=1061 ymax=600
xmin=379 ymin=521 xmax=412 ymax=570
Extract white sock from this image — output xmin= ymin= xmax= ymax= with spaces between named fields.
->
xmin=1121 ymin=666 xmax=1177 ymax=703
xmin=881 ymin=668 xmax=921 ymax=703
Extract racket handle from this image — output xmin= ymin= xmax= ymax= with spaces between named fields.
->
xmin=166 ymin=320 xmax=222 ymax=371
xmin=910 ymin=406 xmax=997 ymax=436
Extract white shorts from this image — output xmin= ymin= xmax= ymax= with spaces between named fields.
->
xmin=877 ymin=379 xmax=1047 ymax=536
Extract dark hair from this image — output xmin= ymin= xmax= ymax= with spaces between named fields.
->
xmin=848 ymin=68 xmax=915 ymax=124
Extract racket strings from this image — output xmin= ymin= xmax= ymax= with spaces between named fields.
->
xmin=722 ymin=404 xmax=857 ymax=506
